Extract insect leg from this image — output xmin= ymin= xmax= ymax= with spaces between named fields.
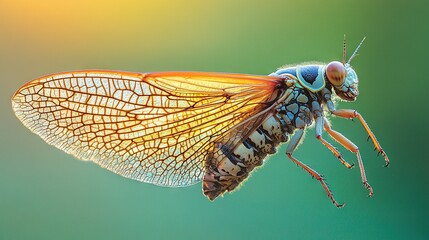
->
xmin=286 ymin=128 xmax=344 ymax=207
xmin=327 ymin=103 xmax=389 ymax=166
xmin=314 ymin=116 xmax=354 ymax=169
xmin=323 ymin=117 xmax=374 ymax=197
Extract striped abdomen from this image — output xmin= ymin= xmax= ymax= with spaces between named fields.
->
xmin=202 ymin=114 xmax=290 ymax=200
xmin=203 ymin=85 xmax=315 ymax=200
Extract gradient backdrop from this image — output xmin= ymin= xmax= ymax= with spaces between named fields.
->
xmin=1 ymin=0 xmax=427 ymax=239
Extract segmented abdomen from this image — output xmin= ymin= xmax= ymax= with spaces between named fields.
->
xmin=203 ymin=114 xmax=290 ymax=200
xmin=203 ymin=85 xmax=316 ymax=200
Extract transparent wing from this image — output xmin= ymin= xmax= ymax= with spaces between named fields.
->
xmin=12 ymin=70 xmax=282 ymax=186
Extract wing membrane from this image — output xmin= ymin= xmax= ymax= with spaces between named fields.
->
xmin=12 ymin=70 xmax=282 ymax=186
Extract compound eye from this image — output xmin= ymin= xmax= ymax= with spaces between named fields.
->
xmin=326 ymin=61 xmax=346 ymax=86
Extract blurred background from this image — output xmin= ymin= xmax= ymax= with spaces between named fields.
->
xmin=0 ymin=0 xmax=427 ymax=239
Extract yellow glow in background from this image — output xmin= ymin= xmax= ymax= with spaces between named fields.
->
xmin=1 ymin=0 xmax=427 ymax=239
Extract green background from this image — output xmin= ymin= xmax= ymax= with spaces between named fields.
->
xmin=1 ymin=0 xmax=427 ymax=239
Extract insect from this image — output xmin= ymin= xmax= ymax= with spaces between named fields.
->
xmin=12 ymin=37 xmax=388 ymax=207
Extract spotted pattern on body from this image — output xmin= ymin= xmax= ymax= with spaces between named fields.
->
xmin=203 ymin=78 xmax=323 ymax=200
xmin=12 ymin=44 xmax=390 ymax=206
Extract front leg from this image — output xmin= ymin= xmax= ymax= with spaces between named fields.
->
xmin=326 ymin=100 xmax=390 ymax=167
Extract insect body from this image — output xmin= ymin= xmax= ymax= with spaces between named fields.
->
xmin=12 ymin=38 xmax=388 ymax=206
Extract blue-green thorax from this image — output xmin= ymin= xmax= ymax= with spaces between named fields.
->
xmin=271 ymin=65 xmax=326 ymax=92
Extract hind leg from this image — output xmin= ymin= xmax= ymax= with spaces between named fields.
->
xmin=286 ymin=127 xmax=344 ymax=207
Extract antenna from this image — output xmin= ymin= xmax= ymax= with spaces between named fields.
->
xmin=342 ymin=34 xmax=347 ymax=64
xmin=346 ymin=37 xmax=366 ymax=65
